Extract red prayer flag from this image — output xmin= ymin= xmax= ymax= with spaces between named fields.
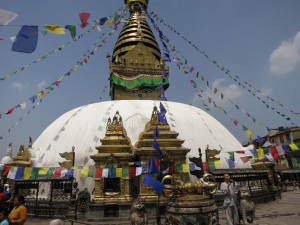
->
xmin=202 ymin=162 xmax=209 ymax=172
xmin=270 ymin=146 xmax=279 ymax=161
xmin=5 ymin=107 xmax=14 ymax=114
xmin=79 ymin=12 xmax=91 ymax=28
xmin=2 ymin=166 xmax=10 ymax=176
xmin=129 ymin=167 xmax=136 ymax=178
xmin=95 ymin=168 xmax=102 ymax=178
xmin=169 ymin=165 xmax=176 ymax=174
xmin=233 ymin=119 xmax=239 ymax=126
xmin=235 ymin=150 xmax=245 ymax=154
xmin=53 ymin=168 xmax=63 ymax=178
xmin=240 ymin=157 xmax=249 ymax=163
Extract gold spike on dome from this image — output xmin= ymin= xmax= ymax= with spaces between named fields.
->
xmin=110 ymin=0 xmax=169 ymax=100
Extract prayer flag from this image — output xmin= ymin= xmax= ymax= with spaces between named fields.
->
xmin=270 ymin=146 xmax=279 ymax=161
xmin=0 ymin=9 xmax=18 ymax=25
xmin=44 ymin=25 xmax=65 ymax=34
xmin=257 ymin=148 xmax=265 ymax=159
xmin=31 ymin=167 xmax=40 ymax=179
xmin=79 ymin=13 xmax=91 ymax=28
xmin=249 ymin=149 xmax=258 ymax=157
xmin=208 ymin=161 xmax=216 ymax=170
xmin=142 ymin=174 xmax=164 ymax=196
xmin=227 ymin=152 xmax=235 ymax=161
xmin=159 ymin=102 xmax=167 ymax=114
xmin=227 ymin=159 xmax=235 ymax=168
xmin=12 ymin=26 xmax=38 ymax=53
xmin=158 ymin=93 xmax=167 ymax=101
xmin=66 ymin=169 xmax=74 ymax=178
xmin=240 ymin=157 xmax=250 ymax=163
xmin=80 ymin=168 xmax=88 ymax=177
xmin=15 ymin=167 xmax=25 ymax=179
xmin=136 ymin=167 xmax=143 ymax=176
xmin=53 ymin=167 xmax=63 ymax=178
xmin=182 ymin=164 xmax=189 ymax=173
xmin=95 ymin=168 xmax=102 ymax=178
xmin=289 ymin=143 xmax=299 ymax=151
xmin=46 ymin=167 xmax=55 ymax=178
xmin=102 ymin=168 xmax=109 ymax=178
xmin=158 ymin=112 xmax=168 ymax=124
xmin=7 ymin=167 xmax=17 ymax=179
xmin=116 ymin=168 xmax=123 ymax=178
xmin=122 ymin=167 xmax=129 ymax=177
xmin=153 ymin=139 xmax=162 ymax=160
xmin=202 ymin=162 xmax=209 ymax=172
xmin=154 ymin=125 xmax=160 ymax=137
xmin=99 ymin=17 xmax=108 ymax=25
xmin=24 ymin=167 xmax=32 ymax=180
xmin=38 ymin=167 xmax=48 ymax=176
xmin=148 ymin=155 xmax=159 ymax=175
xmin=129 ymin=167 xmax=136 ymax=178
xmin=214 ymin=160 xmax=221 ymax=167
xmin=65 ymin=25 xmax=76 ymax=39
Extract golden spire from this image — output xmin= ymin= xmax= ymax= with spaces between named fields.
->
xmin=109 ymin=0 xmax=169 ymax=100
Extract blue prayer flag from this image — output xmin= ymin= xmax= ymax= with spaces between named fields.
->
xmin=158 ymin=93 xmax=167 ymax=101
xmin=148 ymin=155 xmax=159 ymax=175
xmin=153 ymin=139 xmax=162 ymax=160
xmin=142 ymin=174 xmax=164 ymax=196
xmin=227 ymin=159 xmax=235 ymax=169
xmin=12 ymin=26 xmax=38 ymax=53
xmin=158 ymin=112 xmax=168 ymax=125
xmin=159 ymin=102 xmax=167 ymax=114
xmin=154 ymin=125 xmax=160 ymax=137
xmin=15 ymin=167 xmax=25 ymax=179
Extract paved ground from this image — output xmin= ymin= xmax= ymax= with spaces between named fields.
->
xmin=26 ymin=189 xmax=300 ymax=225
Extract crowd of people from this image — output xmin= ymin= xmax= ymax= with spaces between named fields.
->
xmin=0 ymin=185 xmax=27 ymax=225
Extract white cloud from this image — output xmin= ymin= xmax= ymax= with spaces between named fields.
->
xmin=192 ymin=78 xmax=243 ymax=106
xmin=12 ymin=82 xmax=28 ymax=91
xmin=260 ymin=86 xmax=273 ymax=96
xmin=269 ymin=31 xmax=300 ymax=75
xmin=37 ymin=80 xmax=48 ymax=90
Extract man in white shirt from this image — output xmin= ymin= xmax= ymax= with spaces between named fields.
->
xmin=221 ymin=173 xmax=239 ymax=225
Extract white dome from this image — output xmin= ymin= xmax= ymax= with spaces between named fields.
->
xmin=0 ymin=156 xmax=13 ymax=165
xmin=33 ymin=100 xmax=251 ymax=191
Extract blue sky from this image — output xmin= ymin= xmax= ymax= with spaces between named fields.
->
xmin=0 ymin=0 xmax=300 ymax=159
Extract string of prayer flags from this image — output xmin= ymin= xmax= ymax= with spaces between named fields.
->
xmin=148 ymin=10 xmax=300 ymax=122
xmin=79 ymin=12 xmax=91 ymax=28
xmin=12 ymin=26 xmax=38 ymax=53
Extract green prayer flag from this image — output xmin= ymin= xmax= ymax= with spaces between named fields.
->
xmin=122 ymin=166 xmax=129 ymax=177
xmin=31 ymin=167 xmax=40 ymax=179
xmin=208 ymin=161 xmax=216 ymax=170
xmin=46 ymin=167 xmax=55 ymax=178
xmin=227 ymin=152 xmax=235 ymax=161
xmin=65 ymin=25 xmax=76 ymax=39
xmin=176 ymin=164 xmax=183 ymax=173
xmin=263 ymin=147 xmax=270 ymax=155
xmin=88 ymin=167 xmax=95 ymax=177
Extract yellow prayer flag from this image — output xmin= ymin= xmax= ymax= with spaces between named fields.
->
xmin=182 ymin=164 xmax=189 ymax=173
xmin=37 ymin=91 xmax=44 ymax=99
xmin=246 ymin=129 xmax=253 ymax=138
xmin=116 ymin=168 xmax=123 ymax=178
xmin=289 ymin=143 xmax=299 ymax=151
xmin=100 ymin=164 xmax=106 ymax=168
xmin=38 ymin=167 xmax=48 ymax=175
xmin=44 ymin=25 xmax=66 ymax=34
xmin=128 ymin=162 xmax=135 ymax=166
xmin=257 ymin=148 xmax=265 ymax=159
xmin=24 ymin=167 xmax=32 ymax=180
xmin=80 ymin=168 xmax=88 ymax=177
xmin=106 ymin=19 xmax=114 ymax=25
xmin=214 ymin=160 xmax=222 ymax=167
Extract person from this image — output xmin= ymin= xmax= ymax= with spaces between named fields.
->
xmin=221 ymin=174 xmax=239 ymax=225
xmin=0 ymin=210 xmax=9 ymax=225
xmin=49 ymin=219 xmax=65 ymax=225
xmin=0 ymin=186 xmax=5 ymax=211
xmin=8 ymin=195 xmax=27 ymax=225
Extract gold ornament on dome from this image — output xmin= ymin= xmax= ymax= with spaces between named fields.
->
xmin=106 ymin=111 xmax=124 ymax=134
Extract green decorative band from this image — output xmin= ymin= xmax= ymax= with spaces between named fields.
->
xmin=110 ymin=72 xmax=169 ymax=90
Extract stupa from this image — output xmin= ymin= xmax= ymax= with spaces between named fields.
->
xmin=25 ymin=0 xmax=251 ymax=221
